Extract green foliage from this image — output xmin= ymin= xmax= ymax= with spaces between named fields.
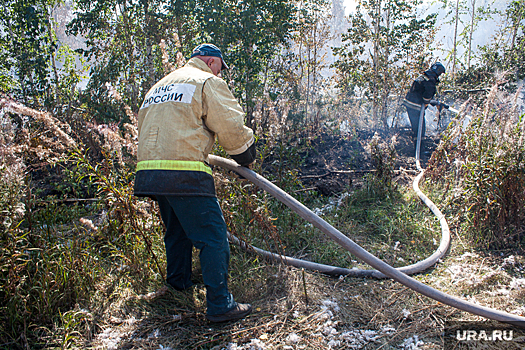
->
xmin=68 ymin=0 xmax=194 ymax=118
xmin=282 ymin=0 xmax=333 ymax=133
xmin=0 ymin=160 xmax=102 ymax=346
xmin=0 ymin=73 xmax=18 ymax=93
xmin=0 ymin=90 xmax=166 ymax=348
xmin=336 ymin=185 xmax=438 ymax=267
xmin=433 ymin=0 xmax=494 ymax=71
xmin=67 ymin=0 xmax=297 ymax=126
xmin=52 ymin=43 xmax=89 ymax=109
xmin=479 ymin=0 xmax=525 ymax=80
xmin=71 ymin=145 xmax=165 ymax=278
xmin=0 ymin=0 xmax=89 ymax=112
xmin=0 ymin=0 xmax=54 ymax=103
xmin=175 ymin=0 xmax=298 ymax=129
xmin=453 ymin=0 xmax=525 ymax=95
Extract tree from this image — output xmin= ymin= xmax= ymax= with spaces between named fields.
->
xmin=434 ymin=0 xmax=502 ymax=84
xmin=0 ymin=0 xmax=55 ymax=105
xmin=68 ymin=0 xmax=297 ymax=127
xmin=67 ymin=0 xmax=201 ymax=121
xmin=194 ymin=0 xmax=297 ymax=130
xmin=283 ymin=0 xmax=333 ymax=132
xmin=502 ymin=0 xmax=525 ymax=80
xmin=475 ymin=0 xmax=525 ymax=86
xmin=333 ymin=0 xmax=437 ymax=128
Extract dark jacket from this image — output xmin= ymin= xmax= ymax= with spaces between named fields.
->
xmin=403 ymin=70 xmax=439 ymax=111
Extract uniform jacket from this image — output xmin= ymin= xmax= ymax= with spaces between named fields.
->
xmin=134 ymin=57 xmax=255 ymax=197
xmin=403 ymin=70 xmax=439 ymax=111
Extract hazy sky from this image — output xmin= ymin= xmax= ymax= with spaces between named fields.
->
xmin=343 ymin=0 xmax=441 ymax=15
xmin=341 ymin=0 xmax=505 ymax=65
xmin=343 ymin=0 xmax=356 ymax=15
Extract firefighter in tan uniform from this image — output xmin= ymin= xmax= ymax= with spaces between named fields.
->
xmin=134 ymin=44 xmax=255 ymax=322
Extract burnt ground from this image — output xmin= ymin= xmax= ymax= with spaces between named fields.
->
xmin=284 ymin=127 xmax=440 ymax=196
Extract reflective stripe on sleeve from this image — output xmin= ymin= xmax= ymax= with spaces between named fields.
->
xmin=136 ymin=160 xmax=213 ymax=175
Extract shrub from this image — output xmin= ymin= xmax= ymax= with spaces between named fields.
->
xmin=0 ymin=92 xmax=164 ymax=348
xmin=366 ymin=133 xmax=398 ymax=199
xmin=428 ymin=82 xmax=525 ymax=249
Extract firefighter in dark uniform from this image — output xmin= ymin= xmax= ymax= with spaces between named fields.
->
xmin=403 ymin=62 xmax=447 ymax=155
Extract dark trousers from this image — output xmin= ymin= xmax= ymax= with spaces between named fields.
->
xmin=156 ymin=195 xmax=237 ymax=316
xmin=407 ymin=106 xmax=426 ymax=140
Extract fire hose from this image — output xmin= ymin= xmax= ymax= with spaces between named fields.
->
xmin=208 ymin=105 xmax=525 ymax=326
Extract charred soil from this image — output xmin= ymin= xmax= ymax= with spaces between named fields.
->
xmin=266 ymin=127 xmax=440 ymax=196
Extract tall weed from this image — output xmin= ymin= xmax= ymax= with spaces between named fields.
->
xmin=0 ymin=92 xmax=164 ymax=348
xmin=0 ymin=94 xmax=98 ymax=347
xmin=366 ymin=133 xmax=398 ymax=199
xmin=428 ymin=83 xmax=525 ymax=249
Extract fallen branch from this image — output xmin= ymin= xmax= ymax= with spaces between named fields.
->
xmin=299 ymin=168 xmax=418 ymax=179
xmin=40 ymin=198 xmax=102 ymax=203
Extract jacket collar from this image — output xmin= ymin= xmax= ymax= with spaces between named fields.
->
xmin=186 ymin=57 xmax=214 ymax=75
xmin=424 ymin=69 xmax=439 ymax=83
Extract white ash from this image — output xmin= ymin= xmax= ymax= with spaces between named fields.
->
xmin=399 ymin=335 xmax=425 ymax=349
xmin=148 ymin=329 xmax=161 ymax=338
xmin=223 ymin=339 xmax=267 ymax=350
xmin=96 ymin=327 xmax=124 ymax=350
xmin=510 ymin=278 xmax=525 ymax=290
xmin=321 ymin=298 xmax=341 ymax=312
xmin=245 ymin=339 xmax=267 ymax=350
xmin=503 ymin=254 xmax=515 ymax=266
xmin=156 ymin=345 xmax=173 ymax=350
xmin=312 ymin=193 xmax=350 ymax=216
xmin=286 ymin=332 xmax=301 ymax=344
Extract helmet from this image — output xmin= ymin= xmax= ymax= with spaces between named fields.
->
xmin=430 ymin=62 xmax=446 ymax=76
xmin=190 ymin=43 xmax=229 ymax=70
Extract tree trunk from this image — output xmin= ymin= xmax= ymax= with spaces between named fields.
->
xmin=120 ymin=0 xmax=139 ymax=111
xmin=372 ymin=0 xmax=382 ymax=122
xmin=452 ymin=0 xmax=460 ymax=85
xmin=467 ymin=0 xmax=476 ymax=70
xmin=47 ymin=6 xmax=60 ymax=105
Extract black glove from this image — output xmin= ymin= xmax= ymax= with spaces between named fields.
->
xmin=430 ymin=100 xmax=449 ymax=111
xmin=436 ymin=102 xmax=449 ymax=112
xmin=231 ymin=161 xmax=255 ymax=181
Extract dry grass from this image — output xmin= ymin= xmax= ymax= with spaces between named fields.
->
xmin=3 ymin=90 xmax=524 ymax=349
xmin=79 ymin=234 xmax=525 ymax=349
xmin=72 ymin=161 xmax=525 ymax=349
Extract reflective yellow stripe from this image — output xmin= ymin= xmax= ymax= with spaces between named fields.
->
xmin=404 ymin=98 xmax=422 ymax=110
xmin=136 ymin=160 xmax=212 ymax=175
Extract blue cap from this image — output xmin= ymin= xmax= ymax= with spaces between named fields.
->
xmin=190 ymin=43 xmax=229 ymax=70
